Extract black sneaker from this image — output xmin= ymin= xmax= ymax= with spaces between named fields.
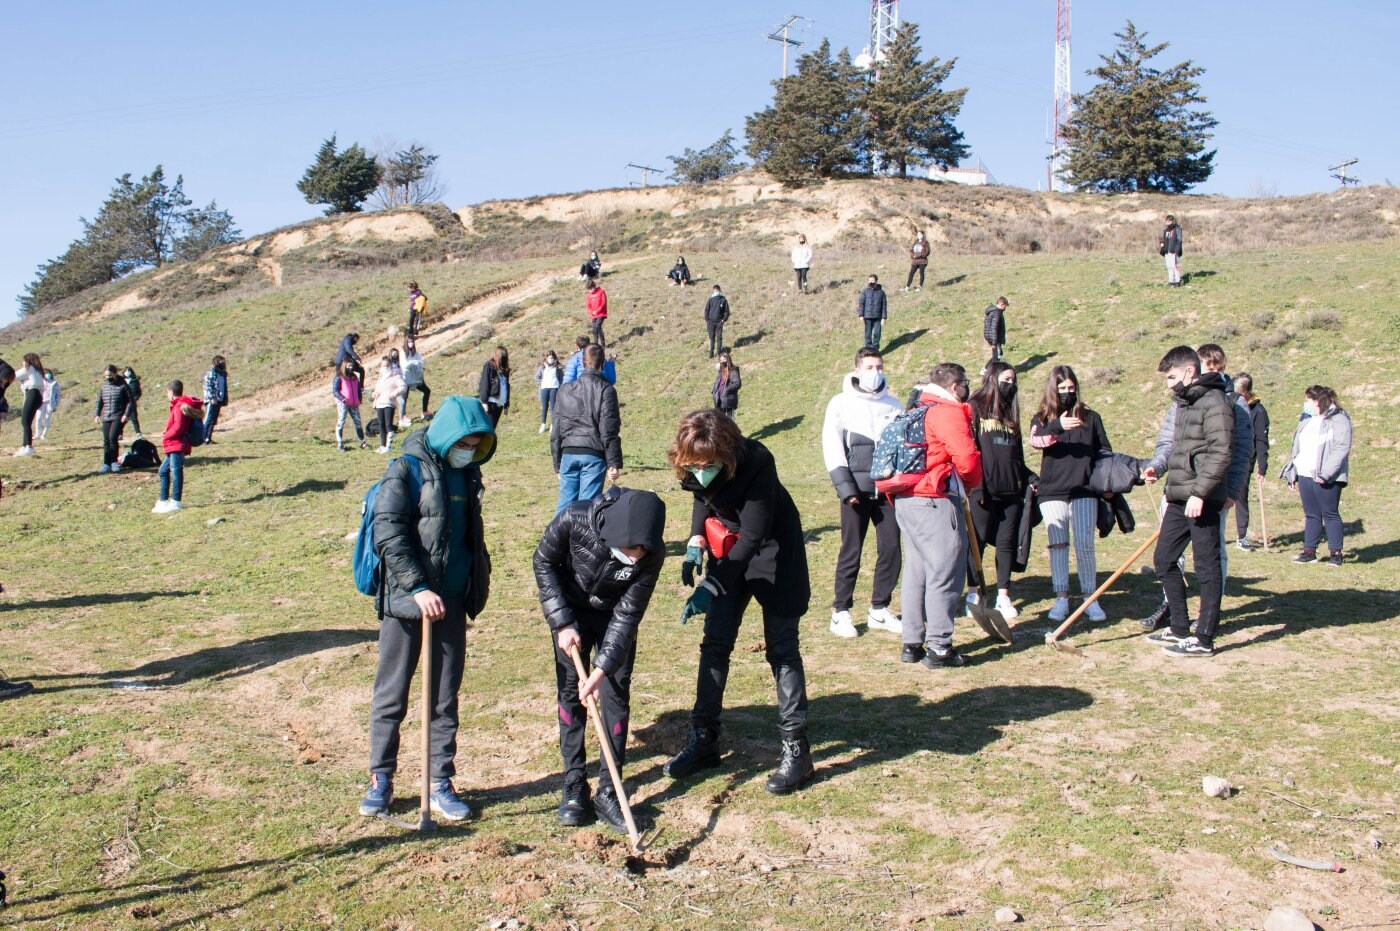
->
xmin=558 ymin=781 xmax=592 ymax=827
xmin=900 ymin=643 xmax=926 ymax=664
xmin=592 ymin=784 xmax=629 ymax=835
xmin=1162 ymin=636 xmax=1215 ymax=658
xmin=664 ymin=725 xmax=722 ymax=779
xmin=1326 ymin=552 xmax=1343 ymax=567
xmin=1145 ymin=628 xmax=1187 ymax=645
xmin=1293 ymin=550 xmax=1317 ymax=564
xmin=0 ymin=678 xmax=34 ymax=701
xmin=1138 ymin=600 xmax=1169 ymax=631
xmin=920 ymin=646 xmax=966 ymax=669
xmin=1235 ymin=538 xmax=1259 ymax=551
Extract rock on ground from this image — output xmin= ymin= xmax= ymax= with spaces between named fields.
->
xmin=1263 ymin=906 xmax=1317 ymax=931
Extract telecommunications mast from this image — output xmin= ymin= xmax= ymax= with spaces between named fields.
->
xmin=1049 ymin=0 xmax=1072 ymax=192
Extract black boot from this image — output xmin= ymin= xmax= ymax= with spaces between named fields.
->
xmin=664 ymin=724 xmax=721 ymax=779
xmin=765 ymin=733 xmax=814 ymax=795
xmin=1138 ymin=599 xmax=1169 ymax=631
xmin=557 ymin=780 xmax=592 ymax=827
xmin=593 ymin=782 xmax=629 ymax=835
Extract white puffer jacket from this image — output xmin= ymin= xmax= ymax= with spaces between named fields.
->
xmin=821 ymin=374 xmax=903 ymax=500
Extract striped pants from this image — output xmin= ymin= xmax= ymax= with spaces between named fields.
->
xmin=1038 ymin=497 xmax=1098 ymax=596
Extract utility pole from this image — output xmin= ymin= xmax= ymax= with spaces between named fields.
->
xmin=1049 ymin=0 xmax=1072 ymax=192
xmin=1328 ymin=158 xmax=1360 ymax=187
xmin=626 ymin=163 xmax=664 ymax=188
xmin=766 ymin=15 xmax=809 ymax=79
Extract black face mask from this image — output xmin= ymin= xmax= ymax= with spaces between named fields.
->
xmin=1171 ymin=381 xmax=1190 ymax=398
xmin=998 ymin=382 xmax=1017 ymax=403
xmin=1057 ymin=391 xmax=1077 ymax=413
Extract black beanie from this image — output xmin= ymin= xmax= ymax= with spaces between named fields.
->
xmin=599 ymin=489 xmax=666 ymax=553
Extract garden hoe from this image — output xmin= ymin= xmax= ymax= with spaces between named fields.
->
xmin=377 ymin=614 xmax=437 ymax=834
xmin=1047 ymin=528 xmax=1160 ymax=656
xmin=958 ymin=494 xmax=1012 ymax=645
xmin=568 ymin=643 xmax=644 ymax=854
xmin=1256 ymin=479 xmax=1270 ymax=550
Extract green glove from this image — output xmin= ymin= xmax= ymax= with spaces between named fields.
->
xmin=680 ymin=581 xmax=716 ymax=624
xmin=680 ymin=544 xmax=703 ymax=587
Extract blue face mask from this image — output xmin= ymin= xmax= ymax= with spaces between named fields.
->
xmin=687 ymin=464 xmax=722 ymax=488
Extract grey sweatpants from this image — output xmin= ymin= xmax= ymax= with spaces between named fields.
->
xmin=894 ymin=496 xmax=965 ymax=650
xmin=368 ymin=597 xmax=466 ymax=779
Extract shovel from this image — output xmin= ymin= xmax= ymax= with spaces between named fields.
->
xmin=1047 ymin=529 xmax=1160 ymax=656
xmin=376 ymin=613 xmax=437 ymax=833
xmin=567 ymin=644 xmax=644 ymax=854
xmin=958 ymin=493 xmax=1012 ymax=645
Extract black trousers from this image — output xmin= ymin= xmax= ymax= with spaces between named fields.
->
xmin=968 ymin=494 xmax=1024 ymax=590
xmin=376 ymin=406 xmax=394 ymax=441
xmin=906 ymin=264 xmax=926 ymax=288
xmin=368 ymin=597 xmax=467 ymax=779
xmin=127 ymin=401 xmax=141 ymax=436
xmin=795 ymin=268 xmax=809 ymax=291
xmin=1235 ymin=471 xmax=1256 ymax=539
xmin=484 ymin=402 xmax=503 ymax=427
xmin=102 ymin=419 xmax=123 ymax=465
xmin=833 ymin=495 xmax=901 ymax=611
xmin=591 ymin=318 xmax=606 ymax=350
xmin=403 ymin=382 xmax=431 ymax=414
xmin=20 ymin=388 xmax=41 ymax=446
xmin=706 ymin=321 xmax=724 ymax=357
xmin=693 ymin=582 xmax=808 ymax=736
xmin=1154 ymin=500 xmax=1224 ymax=646
xmin=553 ymin=610 xmax=635 ymax=786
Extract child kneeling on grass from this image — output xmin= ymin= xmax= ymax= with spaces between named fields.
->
xmin=534 ymin=487 xmax=665 ymax=833
xmin=154 ymin=381 xmax=203 ymax=514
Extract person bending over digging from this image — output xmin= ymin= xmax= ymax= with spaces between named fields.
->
xmin=360 ymin=396 xmax=496 ymax=821
xmin=534 ymin=487 xmax=666 ymax=833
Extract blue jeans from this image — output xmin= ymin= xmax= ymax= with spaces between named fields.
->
xmin=539 ymin=388 xmax=557 ymax=424
xmin=204 ymin=401 xmax=223 ymax=438
xmin=556 ymin=453 xmax=607 ymax=514
xmin=863 ymin=318 xmax=882 ymax=350
xmin=159 ymin=451 xmax=185 ymax=501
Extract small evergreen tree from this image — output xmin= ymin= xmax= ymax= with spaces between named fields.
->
xmin=1060 ymin=21 xmax=1217 ymax=193
xmin=297 ymin=135 xmax=381 ymax=214
xmin=668 ymin=130 xmax=745 ymax=184
xmin=173 ymin=201 xmax=242 ymax=261
xmin=746 ymin=40 xmax=867 ymax=184
xmin=373 ymin=143 xmax=444 ymax=207
xmin=865 ymin=22 xmax=970 ymax=178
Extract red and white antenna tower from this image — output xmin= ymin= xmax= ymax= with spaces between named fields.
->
xmin=1049 ymin=0 xmax=1071 ymax=192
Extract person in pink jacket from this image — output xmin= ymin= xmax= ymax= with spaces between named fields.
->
xmin=586 ymin=280 xmax=608 ymax=350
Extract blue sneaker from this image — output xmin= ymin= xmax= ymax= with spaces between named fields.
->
xmin=430 ymin=778 xmax=473 ymax=821
xmin=359 ymin=773 xmax=393 ymax=816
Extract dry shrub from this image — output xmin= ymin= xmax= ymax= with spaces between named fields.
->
xmin=1250 ymin=311 xmax=1275 ymax=329
xmin=1208 ymin=323 xmax=1239 ymax=342
xmin=1303 ymin=308 xmax=1342 ymax=331
xmin=1244 ymin=329 xmax=1291 ymax=352
xmin=1090 ymin=365 xmax=1124 ymax=386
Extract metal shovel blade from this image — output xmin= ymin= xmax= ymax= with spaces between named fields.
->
xmin=1045 ymin=632 xmax=1083 ymax=656
xmin=969 ymin=602 xmax=1013 ymax=645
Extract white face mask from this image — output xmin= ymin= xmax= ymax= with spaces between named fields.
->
xmin=1303 ymin=401 xmax=1320 ymax=417
xmin=446 ymin=446 xmax=477 ymax=468
xmin=610 ymin=547 xmax=636 ymax=566
xmin=856 ymin=370 xmax=885 ymax=393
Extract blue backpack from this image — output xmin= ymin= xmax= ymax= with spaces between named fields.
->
xmin=353 ymin=455 xmax=425 ymax=596
xmin=187 ymin=417 xmax=207 ymax=448
xmin=869 ymin=405 xmax=930 ymax=497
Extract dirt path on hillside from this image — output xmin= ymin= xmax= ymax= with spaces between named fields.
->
xmin=220 ymin=271 xmax=568 ymax=431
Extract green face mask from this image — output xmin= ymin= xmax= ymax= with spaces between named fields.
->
xmin=687 ymin=464 xmax=722 ymax=488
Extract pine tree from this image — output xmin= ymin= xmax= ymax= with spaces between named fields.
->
xmin=373 ymin=143 xmax=444 ymax=207
xmin=746 ymin=40 xmax=867 ymax=184
xmin=173 ymin=201 xmax=241 ymax=261
xmin=1061 ymin=21 xmax=1217 ymax=193
xmin=297 ymin=135 xmax=381 ymax=214
xmin=668 ymin=130 xmax=745 ymax=184
xmin=865 ymin=22 xmax=970 ymax=178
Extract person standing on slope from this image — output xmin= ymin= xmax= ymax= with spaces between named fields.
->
xmin=703 ymin=284 xmax=730 ymax=359
xmin=153 ymin=380 xmax=203 ymax=514
xmin=857 ymin=275 xmax=888 ymax=351
xmin=791 ymin=235 xmax=813 ymax=294
xmin=202 ymin=356 xmax=229 ymax=444
xmin=586 ymin=280 xmax=608 ymax=350
xmin=1160 ymin=215 xmax=1184 ymax=287
xmin=904 ymin=230 xmax=930 ymax=292
xmin=406 ymin=281 xmax=428 ymax=337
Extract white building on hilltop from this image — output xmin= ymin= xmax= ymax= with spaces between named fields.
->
xmin=928 ymin=158 xmax=995 ymax=186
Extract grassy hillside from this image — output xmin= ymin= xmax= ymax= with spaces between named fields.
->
xmin=1 ymin=234 xmax=1398 ymax=929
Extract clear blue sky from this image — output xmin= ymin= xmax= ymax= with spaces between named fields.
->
xmin=2 ymin=1 xmax=1394 ymax=326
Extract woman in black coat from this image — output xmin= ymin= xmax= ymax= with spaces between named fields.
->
xmin=710 ymin=350 xmax=741 ymax=419
xmin=665 ymin=409 xmax=813 ymax=795
xmin=477 ymin=346 xmax=511 ymax=427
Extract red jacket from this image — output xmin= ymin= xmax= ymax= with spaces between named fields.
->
xmin=911 ymin=391 xmax=982 ymax=497
xmin=163 ymin=395 xmax=204 ymax=455
xmin=586 ymin=287 xmax=608 ymax=320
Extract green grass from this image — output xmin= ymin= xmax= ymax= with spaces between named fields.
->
xmin=1 ymin=238 xmax=1398 ymax=929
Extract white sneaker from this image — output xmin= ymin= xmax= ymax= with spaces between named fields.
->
xmin=98 ymin=464 xmax=111 ymax=474
xmin=1048 ymin=597 xmax=1070 ymax=622
xmin=964 ymin=591 xmax=980 ymax=617
xmin=13 ymin=446 xmax=34 ymax=457
xmin=538 ymin=423 xmax=547 ymax=434
xmin=376 ymin=446 xmax=389 ymax=455
xmin=995 ymin=594 xmax=1018 ymax=620
xmin=152 ymin=500 xmax=170 ymax=513
xmin=867 ymin=606 xmax=902 ymax=633
xmin=110 ymin=462 xmax=123 ymax=473
xmin=168 ymin=501 xmax=182 ymax=512
xmin=829 ymin=610 xmax=859 ymax=639
xmin=1085 ymin=599 xmax=1107 ymax=622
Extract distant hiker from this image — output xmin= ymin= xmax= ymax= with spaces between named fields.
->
xmin=372 ymin=356 xmax=407 ymax=454
xmin=711 ymin=350 xmax=741 ymax=419
xmin=1029 ymin=365 xmax=1112 ymax=623
xmin=904 ymin=230 xmax=930 ymax=291
xmin=1282 ymin=385 xmax=1352 ymax=567
xmin=153 ymin=380 xmax=203 ymax=514
xmin=35 ymin=370 xmax=59 ymax=441
xmin=821 ymin=347 xmax=904 ymax=639
xmin=791 ymin=235 xmax=812 ymax=294
xmin=551 ymin=345 xmax=622 ymax=514
xmin=1160 ymin=215 xmax=1183 ymax=287
xmin=534 ymin=349 xmax=563 ymax=434
xmin=13 ymin=353 xmax=45 ymax=456
xmin=561 ymin=336 xmax=591 ymax=385
xmin=665 ymin=409 xmax=815 ymax=795
xmin=202 ymin=356 xmax=228 ymax=444
xmin=359 ymin=396 xmax=496 ymax=823
xmin=983 ymin=297 xmax=1008 ymax=366
xmin=703 ymin=284 xmax=730 ymax=358
xmin=969 ymin=362 xmax=1030 ymax=621
xmin=333 ymin=360 xmax=369 ymax=452
xmin=478 ymin=346 xmax=511 ymax=428
xmin=536 ymin=486 xmax=666 ymax=833
xmin=579 ymin=251 xmax=602 ymax=281
xmin=1141 ymin=347 xmax=1233 ymax=657
xmin=406 ymin=281 xmax=427 ymax=337
xmin=400 ymin=337 xmax=430 ymax=424
xmin=94 ymin=364 xmax=134 ymax=473
xmin=586 ymin=280 xmax=608 ymax=350
xmin=1233 ymin=373 xmax=1271 ymax=550
xmin=667 ymin=256 xmax=693 ymax=287
xmin=857 ymin=274 xmax=888 ymax=351
xmin=122 ymin=366 xmax=144 ymax=439
xmin=336 ymin=332 xmax=365 ymax=385
xmin=891 ymin=363 xmax=983 ymax=669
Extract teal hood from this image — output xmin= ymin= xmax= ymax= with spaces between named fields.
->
xmin=425 ymin=395 xmax=497 ymax=466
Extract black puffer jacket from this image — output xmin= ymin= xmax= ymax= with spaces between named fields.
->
xmin=682 ymin=438 xmax=810 ymax=616
xmin=373 ymin=430 xmax=491 ymax=622
xmin=1165 ymin=373 xmax=1234 ymax=505
xmin=95 ymin=378 xmax=133 ymax=422
xmin=857 ymin=284 xmax=887 ymax=320
xmin=712 ymin=366 xmax=741 ymax=411
xmin=550 ymin=371 xmax=622 ymax=471
xmin=534 ymin=488 xmax=665 ymax=675
xmin=703 ymin=293 xmax=730 ymax=323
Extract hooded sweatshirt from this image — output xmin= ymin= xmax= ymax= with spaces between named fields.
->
xmin=422 ymin=396 xmax=497 ymax=595
xmin=821 ymin=372 xmax=903 ymax=500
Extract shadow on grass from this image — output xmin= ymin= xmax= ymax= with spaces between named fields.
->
xmin=1015 ymin=352 xmax=1058 ymax=375
xmin=748 ymin=414 xmax=803 ymax=441
xmin=732 ymin=329 xmax=769 ymax=350
xmin=1263 ymin=517 xmax=1365 ymax=551
xmin=881 ymin=328 xmax=930 ymax=354
xmin=0 ymin=589 xmax=198 ymax=613
xmin=610 ymin=324 xmax=654 ymax=349
xmin=802 ymin=524 xmax=839 ymax=545
xmin=936 ymin=274 xmax=968 ymax=287
xmin=27 ymin=628 xmax=376 ymax=693
xmin=235 ymin=478 xmax=349 ymax=504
